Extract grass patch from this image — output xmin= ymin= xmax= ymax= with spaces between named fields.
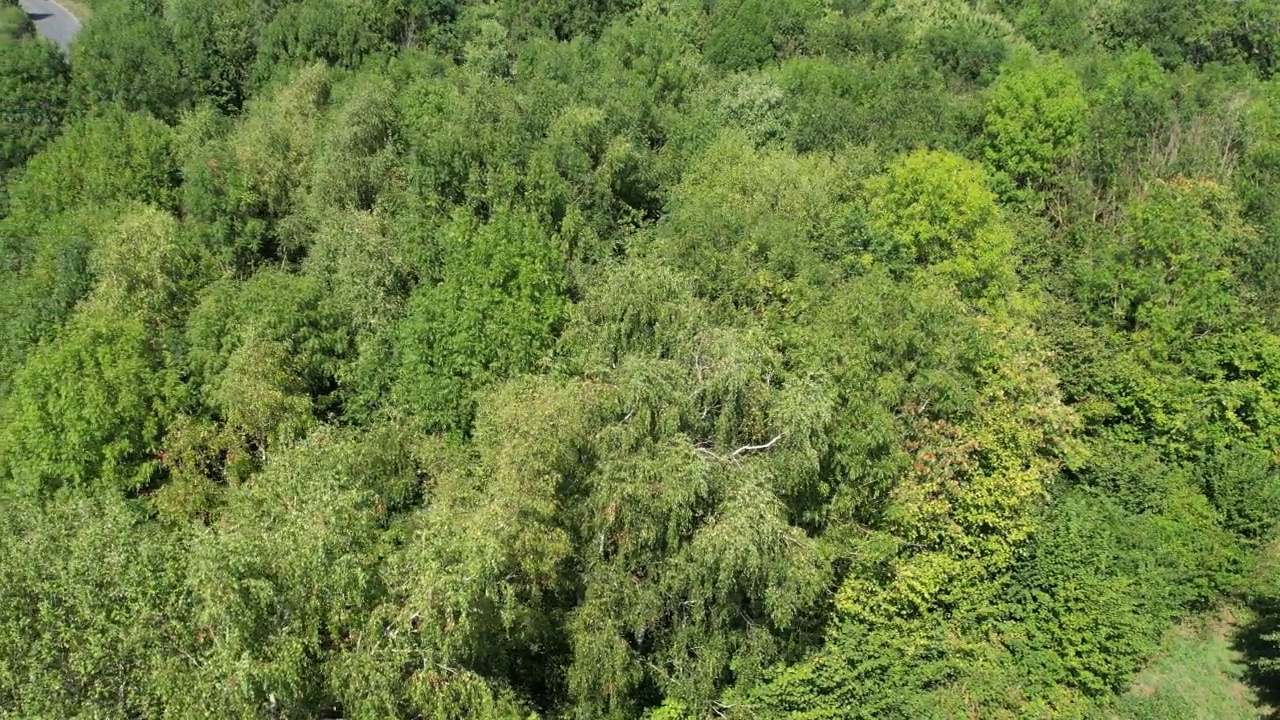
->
xmin=1107 ymin=606 xmax=1271 ymax=720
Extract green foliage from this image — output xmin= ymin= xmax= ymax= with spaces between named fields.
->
xmin=749 ymin=270 xmax=1077 ymax=719
xmin=711 ymin=72 xmax=789 ymax=147
xmin=387 ymin=209 xmax=567 ymax=434
xmin=1197 ymin=444 xmax=1280 ymax=541
xmin=1 ymin=304 xmax=181 ymax=497
xmin=184 ymin=268 xmax=350 ymax=420
xmin=179 ymin=63 xmax=331 ymax=271
xmin=1236 ymin=79 xmax=1280 ymax=303
xmin=0 ymin=4 xmax=34 ymax=40
xmin=866 ymin=149 xmax=1017 ymax=301
xmin=0 ymin=35 xmax=68 ymax=180
xmin=1098 ymin=0 xmax=1280 ymax=77
xmin=1075 ymin=48 xmax=1174 ymax=195
xmin=225 ymin=62 xmax=330 ymax=226
xmin=69 ymin=0 xmax=189 ymax=121
xmin=4 ymin=106 xmax=179 ymax=218
xmin=175 ymin=432 xmax=387 ymax=717
xmin=500 ymin=0 xmax=638 ymax=41
xmin=0 ymin=494 xmax=195 ymax=718
xmin=920 ymin=17 xmax=1009 ymax=85
xmin=164 ymin=0 xmax=259 ymax=112
xmin=1074 ymin=178 xmax=1252 ymax=345
xmin=90 ymin=204 xmax=214 ymax=331
xmin=981 ymin=54 xmax=1086 ymax=196
xmin=997 ymin=0 xmax=1096 ymax=55
xmin=2 ymin=3 xmax=1280 ymax=718
xmin=642 ymin=131 xmax=862 ymax=310
xmin=0 ymin=207 xmax=112 ymax=391
xmin=253 ymin=0 xmax=384 ymax=83
xmin=1003 ymin=487 xmax=1238 ymax=698
xmin=774 ymin=55 xmax=972 ymax=154
xmin=704 ymin=0 xmax=775 ymax=71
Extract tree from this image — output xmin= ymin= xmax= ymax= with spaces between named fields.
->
xmin=982 ymin=54 xmax=1086 ymax=196
xmin=0 ymin=3 xmax=35 ymax=39
xmin=1099 ymin=0 xmax=1280 ymax=77
xmin=90 ymin=204 xmax=214 ymax=333
xmin=0 ymin=34 xmax=69 ymax=180
xmin=0 ymin=494 xmax=196 ymax=718
xmin=0 ymin=207 xmax=112 ymax=391
xmin=2 ymin=2 xmax=1280 ymax=717
xmin=175 ymin=432 xmax=388 ymax=718
xmin=1074 ymin=178 xmax=1251 ymax=347
xmin=1003 ymin=486 xmax=1236 ymax=698
xmin=183 ymin=268 xmax=351 ymax=431
xmin=165 ymin=0 xmax=260 ymax=112
xmin=1 ymin=304 xmax=180 ymax=497
xmin=4 ymin=105 xmax=180 ymax=219
xmin=642 ymin=131 xmax=861 ymax=311
xmin=866 ymin=149 xmax=1018 ymax=302
xmin=387 ymin=208 xmax=567 ymax=434
xmin=499 ymin=0 xmax=637 ymax=41
xmin=69 ymin=0 xmax=189 ymax=121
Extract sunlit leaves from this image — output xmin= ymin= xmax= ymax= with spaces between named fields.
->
xmin=90 ymin=204 xmax=213 ymax=331
xmin=982 ymin=54 xmax=1086 ymax=196
xmin=1 ymin=305 xmax=180 ymax=497
xmin=4 ymin=106 xmax=179 ymax=218
xmin=179 ymin=431 xmax=387 ymax=718
xmin=1075 ymin=178 xmax=1253 ymax=345
xmin=69 ymin=0 xmax=189 ymax=121
xmin=645 ymin=131 xmax=860 ymax=311
xmin=0 ymin=494 xmax=195 ymax=718
xmin=867 ymin=149 xmax=1017 ymax=301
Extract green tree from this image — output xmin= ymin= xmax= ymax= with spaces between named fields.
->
xmin=253 ymin=0 xmax=382 ymax=83
xmin=775 ymin=55 xmax=968 ymax=154
xmin=499 ymin=0 xmax=637 ymax=41
xmin=0 ymin=3 xmax=34 ymax=39
xmin=165 ymin=0 xmax=259 ymax=112
xmin=90 ymin=204 xmax=214 ymax=333
xmin=0 ymin=494 xmax=196 ymax=718
xmin=1003 ymin=486 xmax=1236 ymax=698
xmin=1074 ymin=178 xmax=1251 ymax=347
xmin=866 ymin=149 xmax=1018 ymax=302
xmin=4 ymin=105 xmax=179 ymax=219
xmin=0 ymin=34 xmax=69 ymax=182
xmin=641 ymin=131 xmax=862 ymax=311
xmin=69 ymin=0 xmax=189 ymax=121
xmin=920 ymin=14 xmax=1010 ymax=85
xmin=184 ymin=269 xmax=350 ymax=434
xmin=981 ymin=54 xmax=1087 ymax=196
xmin=0 ymin=207 xmax=112 ymax=391
xmin=0 ymin=304 xmax=181 ymax=497
xmin=175 ymin=432 xmax=388 ymax=718
xmin=387 ymin=209 xmax=567 ymax=434
xmin=1099 ymin=0 xmax=1280 ymax=77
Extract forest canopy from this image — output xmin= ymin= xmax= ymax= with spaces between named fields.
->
xmin=1 ymin=0 xmax=1279 ymax=718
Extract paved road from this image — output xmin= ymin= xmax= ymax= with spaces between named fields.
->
xmin=18 ymin=0 xmax=80 ymax=51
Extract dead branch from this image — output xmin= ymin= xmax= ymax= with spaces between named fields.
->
xmin=729 ymin=434 xmax=782 ymax=459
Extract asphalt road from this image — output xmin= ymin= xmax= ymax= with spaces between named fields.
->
xmin=18 ymin=0 xmax=80 ymax=51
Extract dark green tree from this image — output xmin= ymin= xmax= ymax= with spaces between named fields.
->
xmin=69 ymin=0 xmax=189 ymax=121
xmin=0 ymin=33 xmax=68 ymax=180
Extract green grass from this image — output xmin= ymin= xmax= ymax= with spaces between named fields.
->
xmin=1107 ymin=606 xmax=1270 ymax=720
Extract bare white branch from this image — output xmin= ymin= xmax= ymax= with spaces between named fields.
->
xmin=729 ymin=434 xmax=782 ymax=460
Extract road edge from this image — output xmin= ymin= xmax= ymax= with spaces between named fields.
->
xmin=46 ymin=0 xmax=85 ymax=27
